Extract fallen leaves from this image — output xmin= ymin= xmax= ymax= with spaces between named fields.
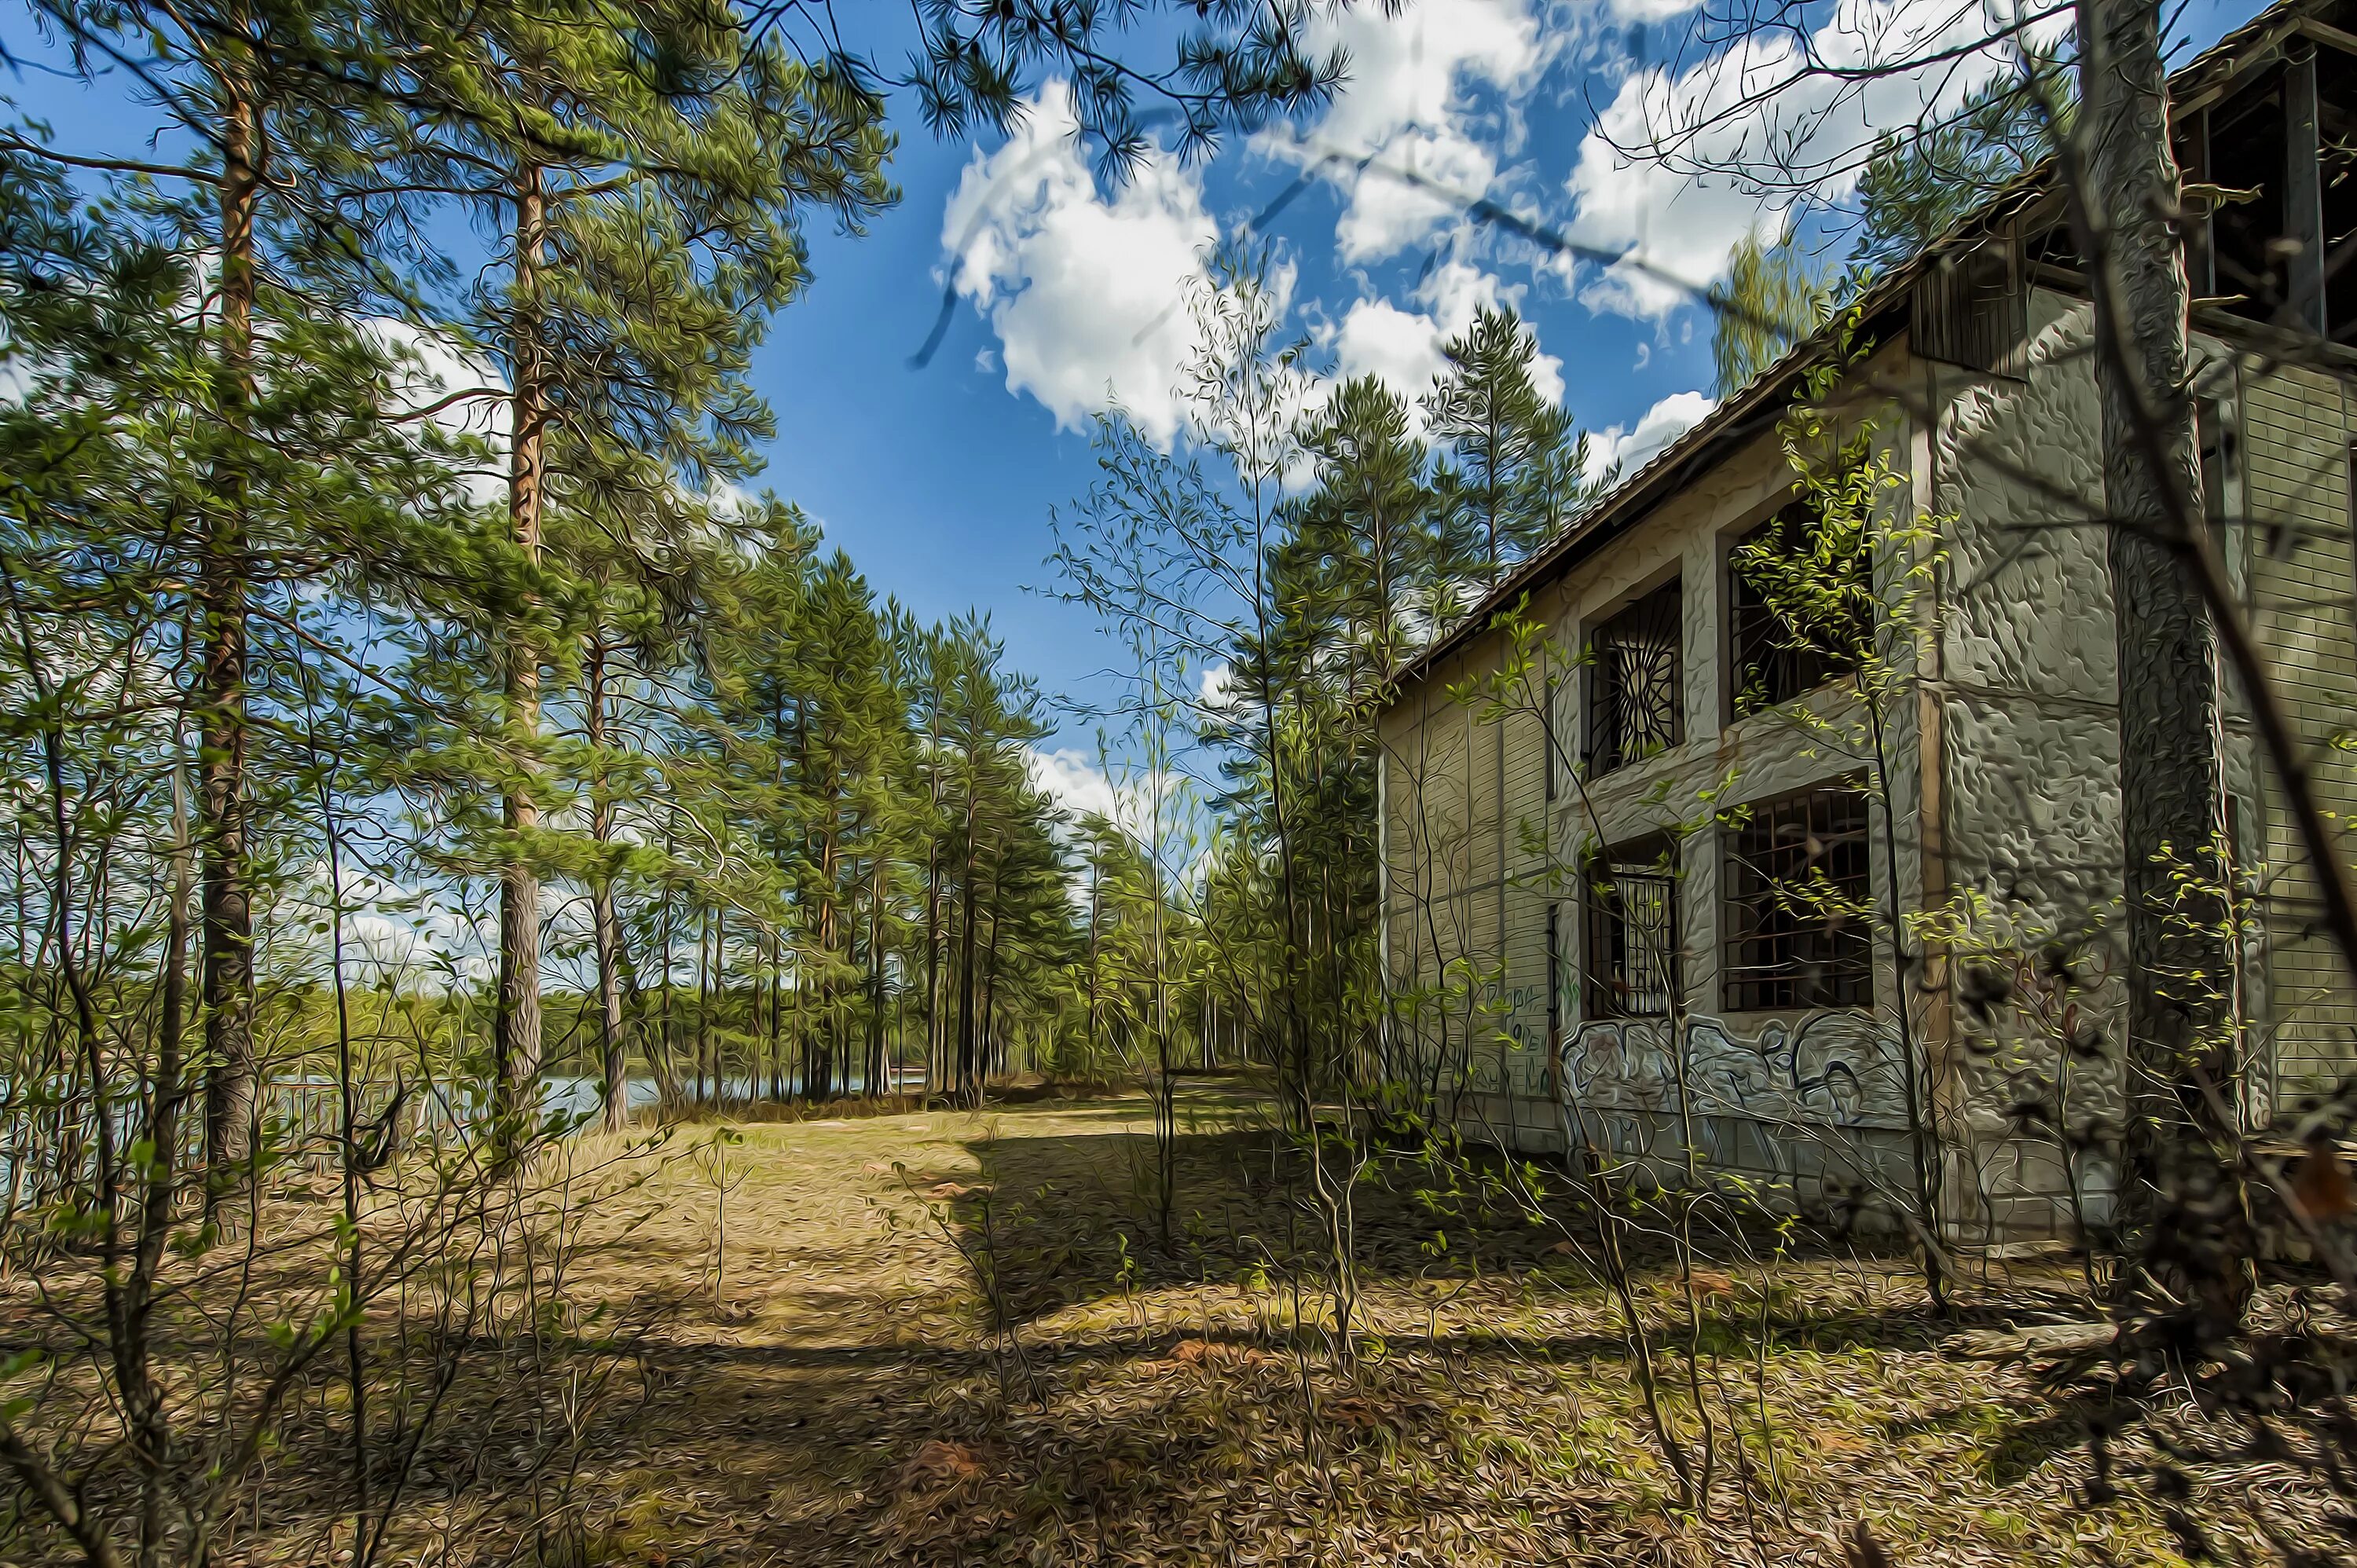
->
xmin=895 ymin=1438 xmax=988 ymax=1492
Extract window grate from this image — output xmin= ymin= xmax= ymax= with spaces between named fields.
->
xmin=1546 ymin=903 xmax=1562 ymax=1043
xmin=1730 ymin=504 xmax=1867 ymax=716
xmin=1584 ymin=837 xmax=1679 ymax=1018
xmin=1721 ymin=786 xmax=1873 ymax=1011
xmin=1585 ymin=579 xmax=1683 ymax=775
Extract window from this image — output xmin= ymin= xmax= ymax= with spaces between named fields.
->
xmin=1545 ymin=903 xmax=1562 ymax=1043
xmin=1544 ymin=673 xmax=1558 ymax=803
xmin=1729 ymin=502 xmax=1868 ymax=716
xmin=1584 ymin=579 xmax=1682 ymax=774
xmin=1584 ymin=836 xmax=1679 ymax=1018
xmin=1721 ymin=785 xmax=1873 ymax=1011
xmin=1911 ymin=240 xmax=2024 ymax=376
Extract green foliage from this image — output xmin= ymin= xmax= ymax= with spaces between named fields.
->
xmin=1850 ymin=68 xmax=2062 ymax=273
xmin=1708 ymin=233 xmax=1837 ymax=397
xmin=1424 ymin=306 xmax=1596 ymax=590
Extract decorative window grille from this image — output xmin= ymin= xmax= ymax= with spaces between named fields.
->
xmin=1584 ymin=837 xmax=1679 ymax=1019
xmin=1721 ymin=785 xmax=1873 ymax=1011
xmin=1729 ymin=503 xmax=1868 ymax=716
xmin=1584 ymin=580 xmax=1683 ymax=775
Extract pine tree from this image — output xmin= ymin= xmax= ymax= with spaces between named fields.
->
xmin=346 ymin=0 xmax=892 ymax=1116
xmin=1421 ymin=306 xmax=1584 ymax=590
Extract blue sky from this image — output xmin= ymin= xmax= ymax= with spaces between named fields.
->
xmin=752 ymin=0 xmax=2254 ymax=789
xmin=3 ymin=0 xmax=2260 ymax=815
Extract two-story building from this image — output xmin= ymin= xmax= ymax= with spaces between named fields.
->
xmin=1378 ymin=0 xmax=2357 ymax=1242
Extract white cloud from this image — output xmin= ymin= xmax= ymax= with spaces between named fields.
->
xmin=943 ymin=83 xmax=1218 ymax=445
xmin=368 ymin=319 xmax=510 ymax=507
xmin=1332 ymin=259 xmax=1563 ymax=417
xmin=280 ymin=866 xmax=493 ymax=992
xmin=1566 ymin=0 xmax=2056 ymax=318
xmin=1587 ymin=389 xmax=1716 ymax=482
xmin=1269 ymin=0 xmax=1545 ymax=262
xmin=1027 ymin=746 xmax=1196 ymax=851
xmin=1336 ymin=125 xmax=1501 ymax=263
xmin=1197 ymin=662 xmax=1241 ymax=714
xmin=1028 ymin=746 xmax=1127 ymax=823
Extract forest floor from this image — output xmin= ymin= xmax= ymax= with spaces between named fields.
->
xmin=390 ymin=1084 xmax=2337 ymax=1568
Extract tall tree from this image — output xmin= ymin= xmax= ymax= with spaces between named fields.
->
xmin=1709 ymin=233 xmax=1834 ymax=397
xmin=351 ymin=0 xmax=892 ymax=1114
xmin=1422 ymin=306 xmax=1585 ymax=591
xmin=2070 ymin=0 xmax=2248 ymax=1323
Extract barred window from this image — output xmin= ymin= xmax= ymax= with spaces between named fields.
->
xmin=1584 ymin=836 xmax=1679 ymax=1018
xmin=1585 ymin=579 xmax=1682 ymax=775
xmin=1729 ymin=503 xmax=1867 ymax=716
xmin=1721 ymin=786 xmax=1873 ymax=1011
xmin=1545 ymin=903 xmax=1562 ymax=1043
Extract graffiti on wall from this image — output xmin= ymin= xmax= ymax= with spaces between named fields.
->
xmin=1563 ymin=1010 xmax=1910 ymax=1130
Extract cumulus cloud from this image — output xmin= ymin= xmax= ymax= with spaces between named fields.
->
xmin=1028 ymin=746 xmax=1129 ymax=824
xmin=1586 ymin=389 xmax=1716 ymax=482
xmin=1268 ymin=0 xmax=1545 ymax=262
xmin=1607 ymin=0 xmax=1708 ymax=19
xmin=1332 ymin=259 xmax=1563 ymax=419
xmin=1197 ymin=662 xmax=1242 ymax=715
xmin=1566 ymin=0 xmax=2055 ymax=318
xmin=1025 ymin=745 xmax=1197 ymax=846
xmin=942 ymin=83 xmax=1218 ymax=445
xmin=282 ymin=867 xmax=493 ymax=991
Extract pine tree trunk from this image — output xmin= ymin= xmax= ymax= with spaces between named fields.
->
xmin=653 ymin=871 xmax=681 ymax=1110
xmin=201 ymin=71 xmax=260 ymax=1195
xmin=865 ymin=859 xmax=886 ymax=1096
xmin=924 ymin=775 xmax=943 ymax=1098
xmin=2077 ymin=0 xmax=2253 ymax=1323
xmin=770 ymin=929 xmax=786 ymax=1101
xmin=587 ymin=636 xmax=629 ymax=1134
xmin=957 ymin=794 xmax=981 ymax=1107
xmin=981 ymin=904 xmax=1003 ymax=1083
xmin=497 ymin=159 xmax=549 ymax=1121
xmin=816 ymin=822 xmax=838 ymax=1099
xmin=695 ymin=903 xmax=713 ymax=1108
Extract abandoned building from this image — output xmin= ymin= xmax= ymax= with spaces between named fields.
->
xmin=1377 ymin=0 xmax=2357 ymax=1241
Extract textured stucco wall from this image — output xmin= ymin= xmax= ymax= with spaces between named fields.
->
xmin=1380 ymin=285 xmax=2357 ymax=1244
xmin=1381 ymin=353 xmax=1939 ymax=1227
xmin=1930 ymin=289 xmax=2131 ymax=1239
xmin=1932 ymin=290 xmax=2357 ymax=1233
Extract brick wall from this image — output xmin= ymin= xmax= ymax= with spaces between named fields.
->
xmin=2241 ymin=365 xmax=2357 ymax=1110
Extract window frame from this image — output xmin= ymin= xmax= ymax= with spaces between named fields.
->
xmin=1582 ymin=577 xmax=1684 ymax=776
xmin=1719 ymin=783 xmax=1875 ymax=1013
xmin=1582 ymin=834 xmax=1681 ymax=1020
xmin=1727 ymin=500 xmax=1869 ymax=720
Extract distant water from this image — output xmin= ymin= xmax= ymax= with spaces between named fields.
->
xmin=538 ymin=1068 xmax=926 ymax=1122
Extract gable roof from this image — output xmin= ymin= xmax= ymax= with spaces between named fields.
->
xmin=1387 ymin=0 xmax=2335 ymax=693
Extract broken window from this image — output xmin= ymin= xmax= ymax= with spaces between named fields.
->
xmin=1729 ymin=503 xmax=1868 ymax=716
xmin=2200 ymin=48 xmax=2357 ymax=345
xmin=1584 ymin=578 xmax=1683 ymax=774
xmin=1584 ymin=836 xmax=1679 ymax=1019
xmin=1721 ymin=785 xmax=1874 ymax=1011
xmin=2208 ymin=69 xmax=2297 ymax=329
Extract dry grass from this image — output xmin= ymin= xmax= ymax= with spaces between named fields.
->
xmin=416 ymin=1086 xmax=2340 ymax=1568
xmin=23 ymin=1087 xmax=2332 ymax=1566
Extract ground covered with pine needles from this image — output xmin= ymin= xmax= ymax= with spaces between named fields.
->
xmin=266 ymin=1087 xmax=2357 ymax=1566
